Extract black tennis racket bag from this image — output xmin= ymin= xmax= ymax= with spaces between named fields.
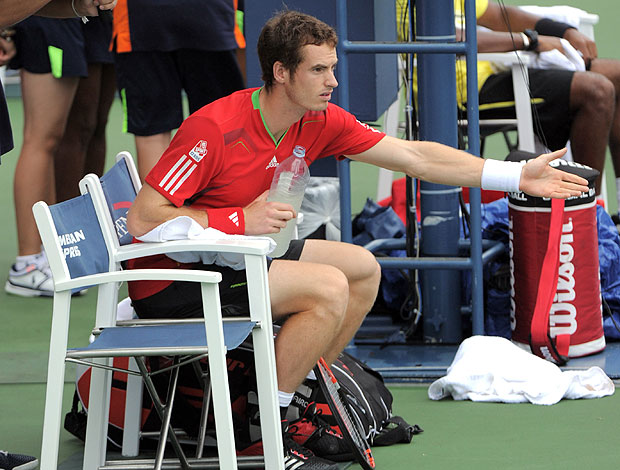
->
xmin=290 ymin=351 xmax=421 ymax=446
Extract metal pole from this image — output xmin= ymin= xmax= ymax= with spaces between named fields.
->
xmin=463 ymin=0 xmax=485 ymax=335
xmin=416 ymin=0 xmax=462 ymax=342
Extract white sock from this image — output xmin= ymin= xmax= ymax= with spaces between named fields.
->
xmin=278 ymin=390 xmax=294 ymax=408
xmin=14 ymin=253 xmax=42 ymax=271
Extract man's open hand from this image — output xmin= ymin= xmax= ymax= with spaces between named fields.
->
xmin=519 ymin=148 xmax=590 ymax=198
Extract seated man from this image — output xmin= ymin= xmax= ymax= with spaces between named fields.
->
xmin=126 ymin=10 xmax=587 ymax=469
xmin=455 ymin=0 xmax=620 ymax=205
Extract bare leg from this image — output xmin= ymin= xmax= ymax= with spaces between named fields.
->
xmin=589 ymin=59 xmax=620 ymax=180
xmin=268 ymin=240 xmax=381 ymax=393
xmin=568 ymin=70 xmax=615 ymax=192
xmin=298 ymin=240 xmax=381 ymax=364
xmin=14 ymin=70 xmax=78 ymax=256
xmin=135 ymin=132 xmax=172 ymax=181
xmin=55 ymin=63 xmax=116 ymax=202
xmin=84 ymin=63 xmax=116 ymax=176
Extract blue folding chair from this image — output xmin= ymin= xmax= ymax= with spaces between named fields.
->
xmin=35 ymin=154 xmax=283 ymax=470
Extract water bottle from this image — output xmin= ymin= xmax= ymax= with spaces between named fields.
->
xmin=266 ymin=145 xmax=310 ymax=257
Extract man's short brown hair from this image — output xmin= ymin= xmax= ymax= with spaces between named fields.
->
xmin=257 ymin=10 xmax=338 ymax=91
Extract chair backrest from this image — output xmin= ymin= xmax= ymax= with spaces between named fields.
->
xmin=34 ymin=193 xmax=111 ymax=293
xmin=90 ymin=152 xmax=141 ymax=246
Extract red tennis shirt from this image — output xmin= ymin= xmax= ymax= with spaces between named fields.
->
xmin=129 ymin=87 xmax=386 ymax=299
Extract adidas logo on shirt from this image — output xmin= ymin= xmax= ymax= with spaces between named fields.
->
xmin=229 ymin=211 xmax=239 ymax=227
xmin=265 ymin=156 xmax=278 ymax=170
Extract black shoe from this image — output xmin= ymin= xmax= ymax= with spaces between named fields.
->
xmin=287 ymin=402 xmax=354 ymax=462
xmin=0 ymin=451 xmax=38 ymax=470
xmin=283 ymin=432 xmax=339 ymax=470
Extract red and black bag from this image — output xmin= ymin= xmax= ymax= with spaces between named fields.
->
xmin=66 ymin=345 xmax=419 ymax=450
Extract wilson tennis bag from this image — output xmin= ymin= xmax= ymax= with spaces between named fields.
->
xmin=507 ymin=150 xmax=605 ymax=364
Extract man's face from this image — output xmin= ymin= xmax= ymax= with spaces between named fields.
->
xmin=283 ymin=43 xmax=338 ymax=112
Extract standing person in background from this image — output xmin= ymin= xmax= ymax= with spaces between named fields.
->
xmin=0 ymin=2 xmax=115 ymax=467
xmin=112 ymin=0 xmax=245 ymax=181
xmin=54 ymin=14 xmax=116 ymax=202
xmin=3 ymin=0 xmax=116 ymax=298
xmin=5 ymin=16 xmax=88 ymax=297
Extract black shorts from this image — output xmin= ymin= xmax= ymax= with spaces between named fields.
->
xmin=10 ymin=17 xmax=87 ymax=78
xmin=476 ymin=68 xmax=574 ymax=152
xmin=132 ymin=239 xmax=306 ymax=319
xmin=82 ymin=16 xmax=113 ymax=65
xmin=114 ymin=49 xmax=244 ymax=136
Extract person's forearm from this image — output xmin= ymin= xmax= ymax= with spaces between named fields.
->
xmin=36 ymin=0 xmax=81 ymax=18
xmin=0 ymin=0 xmax=51 ymax=28
xmin=351 ymin=137 xmax=486 ymax=189
xmin=127 ymin=184 xmax=209 ymax=238
xmin=403 ymin=140 xmax=486 ymax=188
xmin=478 ymin=4 xmax=539 ymax=33
xmin=476 ymin=29 xmax=527 ymax=53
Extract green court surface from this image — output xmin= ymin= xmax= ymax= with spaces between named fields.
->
xmin=2 ymin=1 xmax=620 ymax=466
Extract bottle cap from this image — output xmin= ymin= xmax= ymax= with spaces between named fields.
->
xmin=293 ymin=145 xmax=306 ymax=158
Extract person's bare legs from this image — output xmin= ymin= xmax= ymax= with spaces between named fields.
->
xmin=14 ymin=70 xmax=78 ymax=256
xmin=54 ymin=64 xmax=114 ymax=201
xmin=84 ymin=63 xmax=116 ymax=176
xmin=299 ymin=240 xmax=381 ymax=363
xmin=588 ymin=59 xmax=620 ymax=211
xmin=568 ymin=70 xmax=615 ymax=192
xmin=135 ymin=132 xmax=172 ymax=181
xmin=268 ymin=240 xmax=381 ymax=393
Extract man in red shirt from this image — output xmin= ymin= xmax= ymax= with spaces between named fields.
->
xmin=127 ymin=10 xmax=587 ymax=469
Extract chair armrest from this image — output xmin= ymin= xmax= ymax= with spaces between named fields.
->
xmin=477 ymin=51 xmax=532 ymax=66
xmin=54 ymin=268 xmax=222 ymax=292
xmin=114 ymin=237 xmax=272 ymax=263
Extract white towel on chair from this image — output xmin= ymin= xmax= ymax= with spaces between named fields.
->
xmin=137 ymin=216 xmax=276 ymax=270
xmin=428 ymin=336 xmax=614 ymax=405
xmin=531 ymin=39 xmax=585 ymax=72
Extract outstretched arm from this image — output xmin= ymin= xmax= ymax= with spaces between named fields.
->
xmin=348 ymin=136 xmax=588 ymax=199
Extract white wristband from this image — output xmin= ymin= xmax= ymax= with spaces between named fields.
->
xmin=480 ymin=159 xmax=524 ymax=192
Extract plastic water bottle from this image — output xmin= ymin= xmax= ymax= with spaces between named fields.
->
xmin=266 ymin=145 xmax=310 ymax=257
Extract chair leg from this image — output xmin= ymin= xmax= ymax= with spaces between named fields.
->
xmin=40 ymin=294 xmax=72 ymax=470
xmin=122 ymin=358 xmax=143 ymax=457
xmin=191 ymin=361 xmax=212 ymax=459
xmin=83 ymin=359 xmax=113 ymax=470
xmin=201 ymin=283 xmax=238 ymax=470
xmin=135 ymin=357 xmax=190 ymax=470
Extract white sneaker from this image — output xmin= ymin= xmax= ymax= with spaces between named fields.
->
xmin=5 ymin=263 xmax=54 ymax=297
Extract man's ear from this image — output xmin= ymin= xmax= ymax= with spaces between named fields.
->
xmin=273 ymin=61 xmax=288 ymax=84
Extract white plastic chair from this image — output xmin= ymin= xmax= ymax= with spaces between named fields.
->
xmin=35 ymin=153 xmax=284 ymax=470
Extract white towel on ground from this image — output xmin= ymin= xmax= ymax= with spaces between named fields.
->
xmin=428 ymin=336 xmax=615 ymax=405
xmin=137 ymin=216 xmax=276 ymax=270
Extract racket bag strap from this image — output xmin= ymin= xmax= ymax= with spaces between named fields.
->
xmin=372 ymin=416 xmax=423 ymax=447
xmin=529 ymin=198 xmax=570 ymax=365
